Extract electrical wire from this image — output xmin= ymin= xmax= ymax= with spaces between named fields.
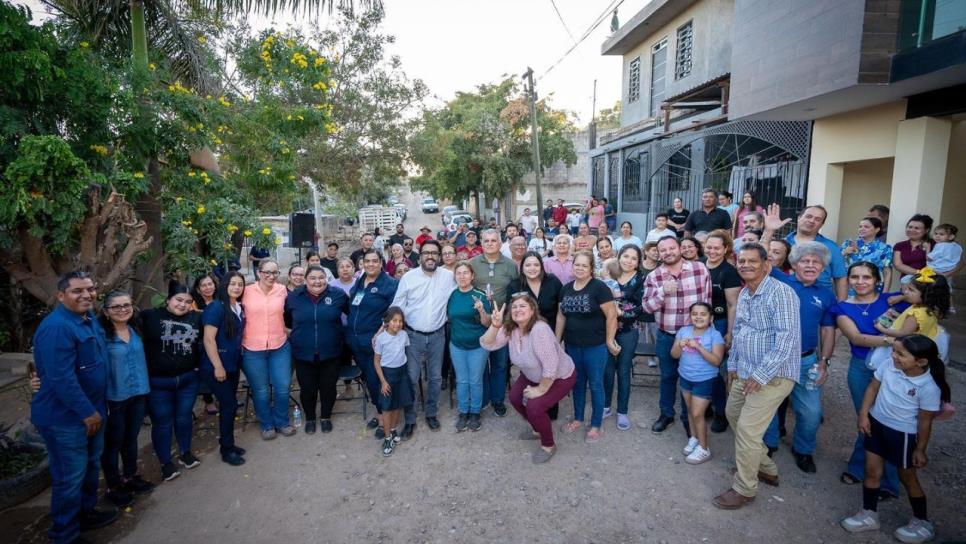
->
xmin=548 ymin=0 xmax=577 ymax=44
xmin=538 ymin=0 xmax=626 ymax=81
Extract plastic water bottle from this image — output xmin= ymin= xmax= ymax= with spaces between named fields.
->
xmin=805 ymin=365 xmax=820 ymax=391
xmin=293 ymin=406 xmax=303 ymax=427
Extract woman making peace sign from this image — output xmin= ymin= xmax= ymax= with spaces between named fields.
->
xmin=481 ymin=295 xmax=576 ymax=464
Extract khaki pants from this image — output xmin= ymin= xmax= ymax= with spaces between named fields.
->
xmin=726 ymin=377 xmax=794 ymax=497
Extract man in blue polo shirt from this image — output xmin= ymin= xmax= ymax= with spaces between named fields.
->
xmin=32 ymin=271 xmax=118 ymax=543
xmin=762 ymin=242 xmax=837 ymax=473
xmin=783 ymin=204 xmax=847 ymax=300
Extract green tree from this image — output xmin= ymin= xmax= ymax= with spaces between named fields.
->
xmin=596 ymin=100 xmax=621 ymax=129
xmin=411 ymin=78 xmax=577 ymax=214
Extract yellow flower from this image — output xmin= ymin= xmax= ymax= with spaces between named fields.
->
xmin=227 ymin=224 xmax=239 ymax=233
xmin=216 ymin=217 xmax=224 ymax=224
xmin=312 ymin=81 xmax=328 ymax=91
xmin=195 ymin=122 xmax=204 ymax=130
xmin=281 ymin=148 xmax=290 ymax=154
xmin=213 ymin=137 xmax=222 ymax=145
xmin=314 ymin=57 xmax=325 ymax=67
xmin=218 ymin=96 xmax=231 ymax=107
xmin=89 ymin=144 xmax=108 ymax=156
xmin=210 ymin=259 xmax=218 ymax=265
xmin=260 ymin=50 xmax=271 ymax=62
xmin=296 ymin=115 xmax=304 ymax=121
xmin=148 ymin=63 xmax=156 ymax=71
xmin=324 ymin=122 xmax=337 ymax=134
xmin=181 ymin=220 xmax=192 ymax=226
xmin=288 ymin=175 xmax=296 ymax=180
xmin=187 ymin=171 xmax=196 ymax=177
xmin=133 ymin=171 xmax=144 ymax=179
xmin=175 ymin=197 xmax=184 ymax=203
xmin=286 ymin=114 xmax=293 ymax=121
xmin=79 ymin=41 xmax=89 ymax=48
xmin=168 ymin=85 xmax=175 ymax=92
xmin=224 ymin=242 xmax=233 ymax=250
xmin=262 ymin=227 xmax=272 ymax=235
xmin=275 ymin=236 xmax=283 ymax=244
xmin=197 ymin=36 xmax=207 ymax=44
xmin=197 ymin=206 xmax=206 ymax=214
xmin=200 ymin=171 xmax=208 ymax=178
xmin=244 ymin=230 xmax=253 ymax=237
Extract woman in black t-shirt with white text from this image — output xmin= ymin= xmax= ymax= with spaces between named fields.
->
xmin=555 ymin=251 xmax=619 ymax=443
xmin=703 ymin=230 xmax=741 ymax=432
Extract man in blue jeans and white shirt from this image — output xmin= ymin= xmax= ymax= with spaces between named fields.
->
xmin=31 ymin=271 xmax=118 ymax=543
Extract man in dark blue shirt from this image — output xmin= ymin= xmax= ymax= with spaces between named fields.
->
xmin=31 ymin=271 xmax=117 ymax=543
xmin=763 ymin=242 xmax=837 ymax=474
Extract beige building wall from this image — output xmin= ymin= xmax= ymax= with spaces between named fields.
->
xmin=939 ymin=120 xmax=966 ymax=230
xmin=839 ymin=158 xmax=894 ymax=237
xmin=807 ymin=101 xmax=908 ymax=240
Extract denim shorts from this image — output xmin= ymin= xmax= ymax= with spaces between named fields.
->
xmin=679 ymin=376 xmax=715 ymax=400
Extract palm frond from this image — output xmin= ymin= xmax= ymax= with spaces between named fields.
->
xmin=173 ymin=0 xmax=380 ymax=17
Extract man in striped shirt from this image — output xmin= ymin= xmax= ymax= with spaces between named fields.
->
xmin=713 ymin=243 xmax=800 ymax=510
xmin=641 ymin=236 xmax=712 ymax=434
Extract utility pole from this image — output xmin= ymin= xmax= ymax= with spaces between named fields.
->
xmin=524 ymin=67 xmax=543 ymax=227
xmin=590 ymin=79 xmax=598 ymax=150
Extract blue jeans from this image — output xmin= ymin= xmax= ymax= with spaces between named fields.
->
xmin=148 ymin=370 xmax=199 ymax=465
xmin=347 ymin=332 xmax=382 ymax=414
xmin=102 ymin=394 xmax=147 ymax=488
xmin=242 ymin=341 xmax=292 ymax=431
xmin=847 ymin=355 xmax=899 ymax=495
xmin=567 ymin=343 xmax=607 ymax=428
xmin=201 ymin=368 xmax=240 ymax=454
xmin=404 ymin=328 xmax=445 ymax=424
xmin=604 ymin=329 xmax=638 ymax=414
xmin=450 ymin=343 xmax=488 ymax=414
xmin=483 ymin=344 xmax=510 ymax=405
xmin=764 ymin=354 xmax=822 ymax=453
xmin=656 ymin=330 xmax=686 ymax=419
xmin=711 ymin=319 xmax=729 ymax=415
xmin=36 ymin=423 xmax=104 ymax=544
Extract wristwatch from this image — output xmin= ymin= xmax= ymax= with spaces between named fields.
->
xmin=821 ymin=357 xmax=832 ymax=367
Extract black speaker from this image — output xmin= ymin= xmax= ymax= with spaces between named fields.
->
xmin=289 ymin=213 xmax=315 ymax=248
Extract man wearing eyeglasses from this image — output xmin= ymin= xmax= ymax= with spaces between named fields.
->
xmin=391 ymin=239 xmax=456 ymax=438
xmin=32 ymin=271 xmax=118 ymax=542
xmin=470 ymin=229 xmax=519 ymax=417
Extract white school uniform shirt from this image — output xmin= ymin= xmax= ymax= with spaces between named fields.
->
xmin=519 ymin=214 xmax=538 ymax=234
xmin=870 ymin=360 xmax=941 ymax=434
xmin=646 ymin=228 xmax=677 ymax=243
xmin=374 ymin=330 xmax=409 ymax=369
xmin=389 ymin=266 xmax=455 ymax=333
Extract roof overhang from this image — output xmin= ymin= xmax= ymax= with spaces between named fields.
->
xmin=602 ymin=0 xmax=699 ymax=56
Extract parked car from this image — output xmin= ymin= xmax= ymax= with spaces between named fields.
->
xmin=441 ymin=205 xmax=460 ymax=225
xmin=421 ymin=197 xmax=439 ymax=213
xmin=445 ymin=212 xmax=473 ymax=233
xmin=387 ymin=195 xmax=399 ymax=206
xmin=392 ymin=203 xmax=407 ymax=221
xmin=563 ymin=201 xmax=585 ymax=214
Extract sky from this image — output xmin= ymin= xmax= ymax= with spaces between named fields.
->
xmin=20 ymin=0 xmax=653 ymax=125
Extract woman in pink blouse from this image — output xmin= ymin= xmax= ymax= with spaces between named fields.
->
xmin=241 ymin=259 xmax=295 ymax=440
xmin=586 ymin=198 xmax=605 ymax=235
xmin=733 ymin=192 xmax=764 ymax=238
xmin=480 ymin=294 xmax=576 ymax=464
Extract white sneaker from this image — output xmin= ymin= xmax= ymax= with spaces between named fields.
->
xmin=894 ymin=518 xmax=935 ymax=543
xmin=685 ymin=445 xmax=712 ymax=464
xmin=682 ymin=436 xmax=699 ymax=455
xmin=602 ymin=407 xmax=613 ymax=419
xmin=840 ymin=509 xmax=880 ymax=533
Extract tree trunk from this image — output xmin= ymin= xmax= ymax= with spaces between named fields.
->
xmin=133 ymin=157 xmax=165 ymax=305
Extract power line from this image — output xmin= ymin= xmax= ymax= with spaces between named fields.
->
xmin=548 ymin=0 xmax=577 ymax=44
xmin=538 ymin=0 xmax=626 ymax=81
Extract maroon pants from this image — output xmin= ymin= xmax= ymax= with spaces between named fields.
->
xmin=509 ymin=372 xmax=577 ymax=448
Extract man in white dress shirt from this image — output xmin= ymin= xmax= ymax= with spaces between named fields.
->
xmin=390 ymin=239 xmax=455 ymax=439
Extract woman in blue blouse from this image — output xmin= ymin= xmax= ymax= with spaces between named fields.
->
xmin=98 ymin=290 xmax=154 ymax=506
xmin=830 ymin=261 xmax=907 ymax=498
xmin=284 ymin=265 xmax=349 ymax=434
xmin=201 ymin=272 xmax=247 ymax=466
xmin=840 ymin=217 xmax=892 ymax=291
xmin=346 ymin=249 xmax=399 ymax=437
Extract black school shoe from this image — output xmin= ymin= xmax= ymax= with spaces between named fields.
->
xmin=80 ymin=509 xmax=118 ymax=531
xmin=320 ymin=419 xmax=333 ymax=433
xmin=105 ymin=487 xmax=134 ymax=507
xmin=366 ymin=417 xmax=380 ymax=430
xmin=401 ymin=423 xmax=416 ymax=440
xmin=123 ymin=475 xmax=155 ymax=495
xmin=650 ymin=415 xmax=674 ymax=434
xmin=305 ymin=420 xmax=317 ymax=434
xmin=221 ymin=450 xmax=246 ymax=466
xmin=710 ymin=413 xmax=729 ymax=433
xmin=493 ymin=403 xmax=507 ymax=417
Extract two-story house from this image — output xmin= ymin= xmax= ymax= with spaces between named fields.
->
xmin=593 ymin=0 xmax=812 ymax=234
xmin=729 ymin=0 xmax=966 ymax=243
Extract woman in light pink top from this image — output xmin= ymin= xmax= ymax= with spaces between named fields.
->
xmin=586 ymin=198 xmax=605 ymax=234
xmin=543 ymin=234 xmax=575 ymax=285
xmin=241 ymin=258 xmax=295 ymax=439
xmin=480 ymin=294 xmax=576 ymax=464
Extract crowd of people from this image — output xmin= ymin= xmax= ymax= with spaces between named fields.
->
xmin=29 ymin=188 xmax=958 ymax=544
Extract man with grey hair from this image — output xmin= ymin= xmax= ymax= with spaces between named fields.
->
xmin=713 ymin=243 xmax=799 ymax=510
xmin=470 ymin=229 xmax=519 ymax=416
xmin=758 ymin=240 xmax=837 ymax=474
xmin=684 ymin=188 xmax=733 ymax=237
xmin=509 ymin=235 xmax=527 ymax=268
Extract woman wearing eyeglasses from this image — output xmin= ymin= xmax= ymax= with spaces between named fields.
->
xmin=286 ymin=264 xmax=306 ymax=292
xmin=481 ymin=295 xmax=576 ymax=463
xmin=98 ymin=290 xmax=154 ymax=506
xmin=241 ymin=259 xmax=295 ymax=440
xmin=141 ymin=281 xmax=203 ymax=481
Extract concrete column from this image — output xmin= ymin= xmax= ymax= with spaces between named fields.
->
xmin=806 ymin=162 xmax=844 ymax=241
xmin=887 ymin=116 xmax=952 ymax=245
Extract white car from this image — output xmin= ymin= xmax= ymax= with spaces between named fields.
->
xmin=421 ymin=198 xmax=439 ymax=213
xmin=392 ymin=203 xmax=407 ymax=221
xmin=446 ymin=212 xmax=473 ymax=233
